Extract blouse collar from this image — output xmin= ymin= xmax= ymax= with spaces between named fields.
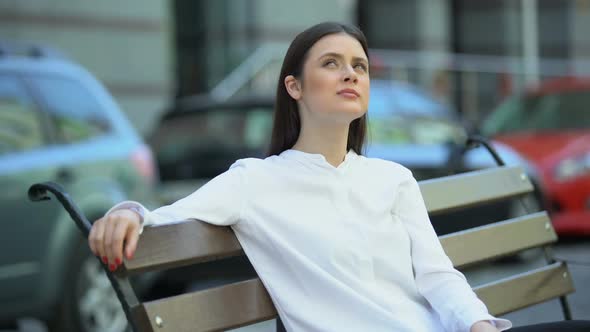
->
xmin=280 ymin=149 xmax=358 ymax=171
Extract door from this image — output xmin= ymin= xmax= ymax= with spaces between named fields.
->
xmin=0 ymin=73 xmax=60 ymax=306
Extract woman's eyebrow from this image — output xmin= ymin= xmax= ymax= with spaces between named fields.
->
xmin=318 ymin=52 xmax=368 ymax=64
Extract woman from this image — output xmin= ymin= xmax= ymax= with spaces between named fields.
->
xmin=88 ymin=22 xmax=585 ymax=332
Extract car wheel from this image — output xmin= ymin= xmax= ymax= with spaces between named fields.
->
xmin=48 ymin=240 xmax=129 ymax=332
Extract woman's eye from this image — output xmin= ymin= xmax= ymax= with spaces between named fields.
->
xmin=354 ymin=63 xmax=368 ymax=72
xmin=324 ymin=59 xmax=337 ymax=67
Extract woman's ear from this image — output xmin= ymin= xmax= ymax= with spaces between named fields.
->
xmin=284 ymin=75 xmax=302 ymax=100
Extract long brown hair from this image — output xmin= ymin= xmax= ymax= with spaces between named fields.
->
xmin=267 ymin=22 xmax=369 ymax=157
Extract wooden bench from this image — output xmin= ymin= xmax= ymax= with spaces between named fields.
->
xmin=29 ymin=164 xmax=575 ymax=332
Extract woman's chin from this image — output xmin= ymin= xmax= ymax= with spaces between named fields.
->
xmin=345 ymin=107 xmax=367 ymax=118
xmin=315 ymin=107 xmax=367 ymax=123
xmin=332 ymin=102 xmax=365 ymax=113
xmin=338 ymin=109 xmax=367 ymax=123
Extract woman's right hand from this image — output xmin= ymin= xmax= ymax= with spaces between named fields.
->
xmin=88 ymin=209 xmax=141 ymax=271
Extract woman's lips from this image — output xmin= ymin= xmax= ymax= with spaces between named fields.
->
xmin=337 ymin=89 xmax=360 ymax=99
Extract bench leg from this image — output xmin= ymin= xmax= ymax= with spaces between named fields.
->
xmin=276 ymin=317 xmax=287 ymax=332
xmin=559 ymin=295 xmax=573 ymax=320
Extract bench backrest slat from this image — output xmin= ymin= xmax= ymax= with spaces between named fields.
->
xmin=124 ymin=221 xmax=242 ymax=274
xmin=474 ymin=262 xmax=575 ymax=316
xmin=420 ymin=166 xmax=533 ymax=215
xmin=122 ymin=166 xmax=535 ymax=275
xmin=131 ymin=278 xmax=276 ymax=332
xmin=440 ymin=212 xmax=557 ymax=269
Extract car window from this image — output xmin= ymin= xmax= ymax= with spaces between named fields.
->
xmin=367 ymin=115 xmax=465 ymax=145
xmin=368 ymin=82 xmax=465 ymax=145
xmin=553 ymin=92 xmax=590 ymax=128
xmin=31 ymin=75 xmax=112 ymax=143
xmin=0 ymin=75 xmax=45 ymax=155
xmin=370 ymin=82 xmax=453 ymax=118
xmin=150 ymin=106 xmax=273 ymax=180
xmin=482 ymin=91 xmax=590 ymax=135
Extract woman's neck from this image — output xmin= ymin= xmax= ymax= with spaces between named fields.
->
xmin=291 ymin=123 xmax=349 ymax=167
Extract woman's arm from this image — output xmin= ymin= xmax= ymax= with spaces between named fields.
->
xmin=393 ymin=170 xmax=511 ymax=332
xmin=89 ymin=159 xmax=249 ymax=270
xmin=471 ymin=321 xmax=501 ymax=332
xmin=107 ymin=159 xmax=249 ymax=232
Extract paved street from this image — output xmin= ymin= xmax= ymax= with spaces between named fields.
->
xmin=6 ymin=240 xmax=589 ymax=332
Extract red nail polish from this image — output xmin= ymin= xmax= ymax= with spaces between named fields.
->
xmin=115 ymin=258 xmax=121 ymax=265
xmin=102 ymin=256 xmax=108 ymax=264
xmin=109 ymin=264 xmax=116 ymax=271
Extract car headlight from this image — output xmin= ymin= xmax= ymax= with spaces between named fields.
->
xmin=554 ymin=153 xmax=590 ymax=182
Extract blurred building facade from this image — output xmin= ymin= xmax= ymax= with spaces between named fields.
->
xmin=2 ymin=0 xmax=589 ymax=133
xmin=179 ymin=0 xmax=590 ymax=122
xmin=359 ymin=0 xmax=590 ymax=120
xmin=0 ymin=0 xmax=174 ymax=134
xmin=173 ymin=0 xmax=356 ymax=96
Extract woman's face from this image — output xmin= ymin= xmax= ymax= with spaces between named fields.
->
xmin=291 ymin=33 xmax=370 ymax=124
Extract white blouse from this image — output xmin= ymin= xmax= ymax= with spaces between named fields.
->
xmin=108 ymin=149 xmax=512 ymax=332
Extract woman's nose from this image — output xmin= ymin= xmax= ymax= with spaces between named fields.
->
xmin=343 ymin=66 xmax=358 ymax=83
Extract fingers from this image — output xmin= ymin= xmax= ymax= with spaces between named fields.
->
xmin=124 ymin=222 xmax=140 ymax=260
xmin=104 ymin=215 xmax=120 ymax=271
xmin=89 ymin=217 xmax=107 ymax=264
xmin=111 ymin=220 xmax=129 ymax=267
xmin=88 ymin=218 xmax=99 ymax=255
xmin=88 ymin=210 xmax=141 ymax=272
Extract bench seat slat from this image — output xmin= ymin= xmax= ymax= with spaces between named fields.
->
xmin=441 ymin=212 xmax=557 ymax=268
xmin=420 ymin=166 xmax=533 ymax=215
xmin=132 ymin=278 xmax=276 ymax=332
xmin=124 ymin=221 xmax=243 ymax=274
xmin=474 ymin=262 xmax=575 ymax=316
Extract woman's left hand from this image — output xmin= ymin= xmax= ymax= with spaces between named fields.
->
xmin=470 ymin=320 xmax=501 ymax=332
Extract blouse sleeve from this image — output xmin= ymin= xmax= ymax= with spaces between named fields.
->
xmin=393 ymin=170 xmax=512 ymax=332
xmin=105 ymin=159 xmax=248 ymax=233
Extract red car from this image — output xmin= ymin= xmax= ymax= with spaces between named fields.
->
xmin=481 ymin=77 xmax=590 ymax=236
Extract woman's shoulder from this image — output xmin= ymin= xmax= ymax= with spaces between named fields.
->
xmin=229 ymin=155 xmax=280 ymax=171
xmin=356 ymin=154 xmax=414 ymax=179
xmin=229 ymin=156 xmax=266 ymax=169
